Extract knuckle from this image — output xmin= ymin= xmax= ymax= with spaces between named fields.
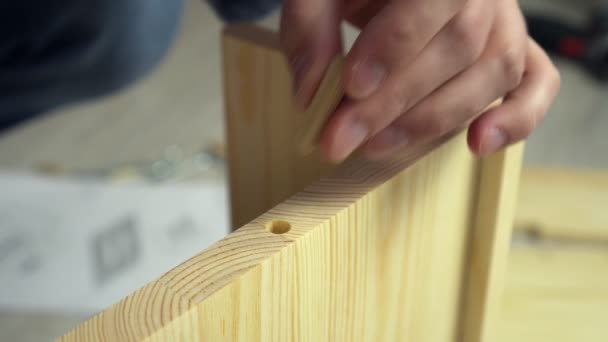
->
xmin=381 ymin=91 xmax=410 ymax=117
xmin=410 ymin=114 xmax=450 ymax=138
xmin=387 ymin=20 xmax=416 ymax=46
xmin=363 ymin=92 xmax=410 ymax=133
xmin=427 ymin=117 xmax=451 ymax=137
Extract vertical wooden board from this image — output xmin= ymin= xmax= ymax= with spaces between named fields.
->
xmin=459 ymin=143 xmax=524 ymax=342
xmin=263 ymin=53 xmax=297 ymax=206
xmin=425 ymin=141 xmax=479 ymax=341
xmin=223 ymin=32 xmax=271 ymax=228
xmin=223 ymin=26 xmax=335 ymax=229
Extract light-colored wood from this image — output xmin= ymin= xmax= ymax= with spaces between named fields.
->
xmin=223 ymin=25 xmax=336 ymax=229
xmin=459 ymin=144 xmax=524 ymax=342
xmin=514 ymin=168 xmax=608 ymax=241
xmin=59 ymin=25 xmax=523 ymax=342
xmin=497 ymin=244 xmax=608 ymax=342
xmin=58 ymin=136 xmax=484 ymax=342
xmin=498 ymin=167 xmax=608 ymax=341
xmin=298 ymin=56 xmax=345 ymax=155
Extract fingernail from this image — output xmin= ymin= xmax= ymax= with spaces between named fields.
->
xmin=290 ymin=55 xmax=310 ymax=108
xmin=481 ymin=127 xmax=508 ymax=155
xmin=331 ymin=116 xmax=369 ymax=162
xmin=351 ymin=60 xmax=386 ymax=98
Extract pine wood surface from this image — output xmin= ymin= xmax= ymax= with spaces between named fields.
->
xmin=58 ymin=24 xmax=523 ymax=342
xmin=497 ymin=244 xmax=608 ymax=342
xmin=460 ymin=144 xmax=524 ymax=342
xmin=514 ymin=168 xmax=608 ymax=241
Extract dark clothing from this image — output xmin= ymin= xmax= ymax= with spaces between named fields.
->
xmin=0 ymin=0 xmax=280 ymax=130
xmin=208 ymin=0 xmax=280 ymax=22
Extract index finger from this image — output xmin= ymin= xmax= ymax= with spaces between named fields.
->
xmin=280 ymin=0 xmax=343 ymax=109
xmin=343 ymin=0 xmax=467 ymax=99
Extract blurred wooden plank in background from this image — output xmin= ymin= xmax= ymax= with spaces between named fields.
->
xmin=515 ymin=168 xmax=608 ymax=241
xmin=498 ymin=244 xmax=608 ymax=342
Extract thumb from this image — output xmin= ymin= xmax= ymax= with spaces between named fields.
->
xmin=280 ymin=0 xmax=343 ymax=109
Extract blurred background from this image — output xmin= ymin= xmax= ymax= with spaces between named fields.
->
xmin=0 ymin=0 xmax=606 ymax=341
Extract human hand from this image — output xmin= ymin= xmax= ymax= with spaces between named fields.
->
xmin=280 ymin=0 xmax=560 ymax=162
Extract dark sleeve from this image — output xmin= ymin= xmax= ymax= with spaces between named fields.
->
xmin=206 ymin=0 xmax=281 ymax=22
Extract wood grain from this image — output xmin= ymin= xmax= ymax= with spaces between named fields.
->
xmin=460 ymin=143 xmax=524 ymax=342
xmin=223 ymin=25 xmax=336 ymax=229
xmin=298 ymin=56 xmax=344 ymax=155
xmin=497 ymin=244 xmax=608 ymax=342
xmin=515 ymin=168 xmax=608 ymax=241
xmin=58 ymin=24 xmax=523 ymax=342
xmin=59 ymin=136 xmax=485 ymax=342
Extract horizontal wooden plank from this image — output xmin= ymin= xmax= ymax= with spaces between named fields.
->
xmin=515 ymin=168 xmax=608 ymax=241
xmin=58 ymin=133 xmax=486 ymax=342
xmin=497 ymin=243 xmax=608 ymax=342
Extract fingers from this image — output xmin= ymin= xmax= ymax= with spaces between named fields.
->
xmin=342 ymin=0 xmax=466 ymax=99
xmin=343 ymin=0 xmax=387 ymax=28
xmin=468 ymin=38 xmax=561 ymax=156
xmin=319 ymin=100 xmax=370 ymax=163
xmin=280 ymin=0 xmax=343 ymax=109
xmin=362 ymin=54 xmax=512 ymax=158
xmin=320 ymin=0 xmax=495 ymax=162
xmin=362 ymin=1 xmax=526 ymax=158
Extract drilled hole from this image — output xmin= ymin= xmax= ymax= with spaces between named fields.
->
xmin=266 ymin=220 xmax=291 ymax=234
